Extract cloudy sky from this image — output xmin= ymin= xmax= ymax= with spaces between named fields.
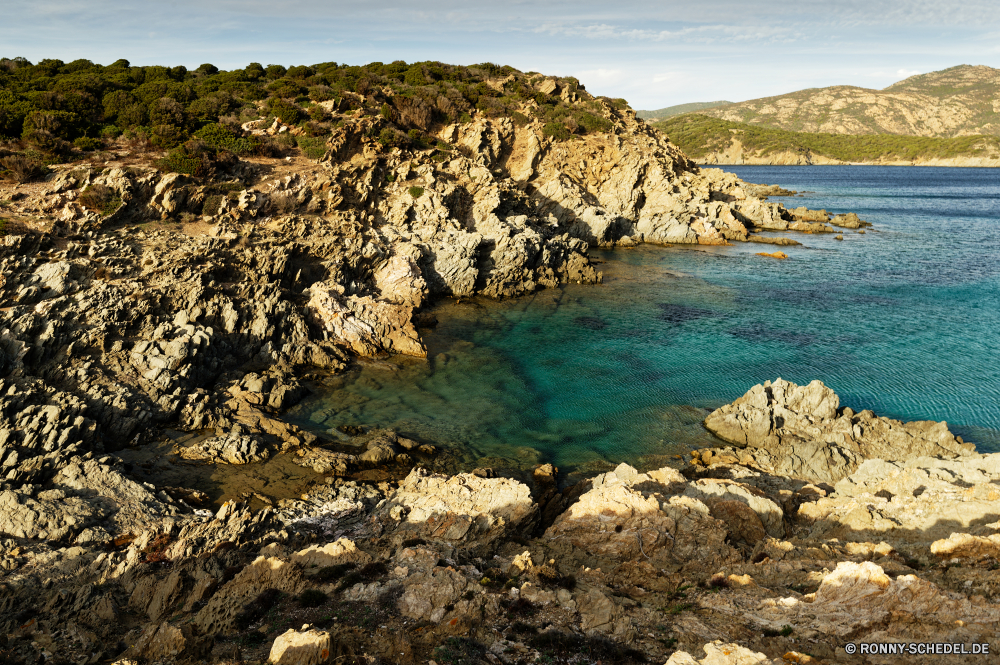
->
xmin=4 ymin=0 xmax=1000 ymax=109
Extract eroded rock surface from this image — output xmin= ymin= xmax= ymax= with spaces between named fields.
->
xmin=703 ymin=378 xmax=975 ymax=483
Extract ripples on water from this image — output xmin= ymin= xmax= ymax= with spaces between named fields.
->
xmin=286 ymin=166 xmax=1000 ymax=475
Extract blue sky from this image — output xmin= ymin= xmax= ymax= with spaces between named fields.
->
xmin=4 ymin=0 xmax=999 ymax=109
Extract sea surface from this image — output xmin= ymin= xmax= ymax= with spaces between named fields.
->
xmin=286 ymin=166 xmax=1000 ymax=477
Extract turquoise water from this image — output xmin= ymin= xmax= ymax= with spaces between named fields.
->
xmin=287 ymin=166 xmax=1000 ymax=475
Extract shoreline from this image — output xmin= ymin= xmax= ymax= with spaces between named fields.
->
xmin=2 ymin=82 xmax=998 ymax=663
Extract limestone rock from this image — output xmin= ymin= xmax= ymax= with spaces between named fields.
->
xmin=666 ymin=641 xmax=771 ymax=665
xmin=931 ymin=532 xmax=1000 ymax=561
xmin=576 ymin=588 xmax=618 ymax=634
xmin=291 ymin=538 xmax=372 ymax=567
xmin=398 ymin=566 xmax=474 ymax=622
xmin=684 ymin=479 xmax=784 ymax=538
xmin=751 ymin=561 xmax=1000 ymax=642
xmin=542 ymin=463 xmax=738 ymax=569
xmin=125 ymin=622 xmax=213 ymax=661
xmin=800 ymin=454 xmax=1000 ymax=550
xmin=372 ymin=467 xmax=536 ymax=555
xmin=306 ymin=282 xmax=425 ymax=357
xmin=195 ymin=557 xmax=305 ymax=634
xmin=178 ymin=428 xmax=271 ymax=464
xmin=374 ymin=251 xmax=426 ymax=307
xmin=269 ymin=629 xmax=332 ymax=665
xmin=704 ymin=378 xmax=974 ymax=483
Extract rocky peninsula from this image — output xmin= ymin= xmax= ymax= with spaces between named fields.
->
xmin=1 ymin=63 xmax=992 ymax=665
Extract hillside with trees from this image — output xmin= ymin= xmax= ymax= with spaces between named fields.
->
xmin=0 ymin=57 xmax=627 ymax=183
xmin=696 ymin=64 xmax=1000 ymax=138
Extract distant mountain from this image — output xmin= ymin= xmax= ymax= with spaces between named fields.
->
xmin=652 ymin=113 xmax=1000 ymax=167
xmin=696 ymin=65 xmax=1000 ymax=137
xmin=636 ymin=101 xmax=732 ymax=121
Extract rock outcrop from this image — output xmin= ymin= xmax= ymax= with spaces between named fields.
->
xmin=702 ymin=378 xmax=975 ymax=483
xmin=0 ymin=451 xmax=997 ymax=665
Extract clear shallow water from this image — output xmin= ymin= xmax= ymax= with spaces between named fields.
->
xmin=287 ymin=166 xmax=1000 ymax=476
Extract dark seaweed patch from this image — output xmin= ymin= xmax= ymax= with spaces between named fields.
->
xmin=655 ymin=303 xmax=713 ymax=325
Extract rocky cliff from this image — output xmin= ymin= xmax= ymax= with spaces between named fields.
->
xmin=0 ymin=75 xmax=845 ymax=501
xmin=0 ymin=68 xmax=959 ymax=665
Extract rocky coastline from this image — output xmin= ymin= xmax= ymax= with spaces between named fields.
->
xmin=1 ymin=75 xmax=988 ymax=665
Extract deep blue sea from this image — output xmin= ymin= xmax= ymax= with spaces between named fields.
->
xmin=286 ymin=166 xmax=1000 ymax=476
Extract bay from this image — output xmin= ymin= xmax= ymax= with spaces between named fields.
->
xmin=286 ymin=166 xmax=1000 ymax=476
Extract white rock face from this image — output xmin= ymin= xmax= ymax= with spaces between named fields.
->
xmin=665 ymin=641 xmax=771 ymax=665
xmin=372 ymin=467 xmax=536 ymax=555
xmin=703 ymin=378 xmax=974 ymax=483
xmin=542 ymin=463 xmax=739 ymax=569
xmin=268 ymin=628 xmax=331 ymax=665
xmin=306 ymin=281 xmax=425 ymax=357
xmin=751 ymin=561 xmax=1000 ymax=640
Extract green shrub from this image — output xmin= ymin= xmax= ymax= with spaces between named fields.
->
xmin=78 ymin=184 xmax=121 ymax=216
xmin=100 ymin=124 xmax=121 ymax=138
xmin=201 ymin=194 xmax=223 ymax=215
xmin=308 ymin=85 xmax=335 ymax=102
xmin=298 ymin=136 xmax=327 ymax=160
xmin=404 ymin=66 xmax=427 ymax=87
xmin=378 ymin=127 xmax=400 ymax=147
xmin=576 ymin=111 xmax=612 ymax=134
xmin=268 ymin=98 xmax=302 ymax=125
xmin=156 ymin=140 xmax=226 ymax=177
xmin=408 ymin=186 xmax=424 ymax=198
xmin=73 ymin=136 xmax=102 ymax=151
xmin=308 ymin=105 xmax=328 ymax=122
xmin=0 ymin=154 xmax=46 ymax=183
xmin=511 ymin=111 xmax=530 ymax=127
xmin=149 ymin=123 xmax=186 ymax=149
xmin=194 ymin=123 xmax=260 ymax=156
xmin=265 ymin=64 xmax=287 ymax=79
xmin=542 ymin=122 xmax=572 ymax=141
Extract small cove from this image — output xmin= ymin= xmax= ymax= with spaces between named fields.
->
xmin=286 ymin=166 xmax=1000 ymax=477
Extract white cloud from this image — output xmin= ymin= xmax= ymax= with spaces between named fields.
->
xmin=530 ymin=22 xmax=795 ymax=45
xmin=896 ymin=68 xmax=921 ymax=77
xmin=576 ymin=68 xmax=623 ymax=82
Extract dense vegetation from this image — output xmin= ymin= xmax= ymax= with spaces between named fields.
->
xmin=656 ymin=113 xmax=1000 ymax=163
xmin=0 ymin=57 xmax=625 ymax=181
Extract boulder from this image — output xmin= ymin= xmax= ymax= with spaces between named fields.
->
xmin=125 ymin=622 xmax=213 ymax=661
xmin=291 ymin=538 xmax=372 ymax=568
xmin=666 ymin=641 xmax=770 ymax=665
xmin=269 ymin=628 xmax=331 ymax=665
xmin=542 ymin=463 xmax=738 ymax=569
xmin=371 ymin=468 xmax=537 ymax=555
xmin=800 ymin=454 xmax=1000 ymax=551
xmin=306 ymin=282 xmax=425 ymax=357
xmin=752 ymin=561 xmax=1000 ymax=641
xmin=397 ymin=566 xmax=475 ymax=622
xmin=704 ymin=378 xmax=974 ymax=483
xmin=931 ymin=533 xmax=1000 ymax=561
